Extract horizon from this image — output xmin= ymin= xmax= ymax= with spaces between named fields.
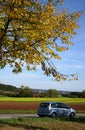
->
xmin=0 ymin=82 xmax=84 ymax=93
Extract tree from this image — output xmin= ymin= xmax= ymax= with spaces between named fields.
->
xmin=0 ymin=0 xmax=82 ymax=81
xmin=17 ymin=86 xmax=34 ymax=97
xmin=81 ymin=90 xmax=85 ymax=98
xmin=69 ymin=92 xmax=81 ymax=98
xmin=47 ymin=89 xmax=58 ymax=97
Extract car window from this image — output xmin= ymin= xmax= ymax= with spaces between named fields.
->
xmin=59 ymin=103 xmax=69 ymax=109
xmin=51 ymin=103 xmax=58 ymax=108
xmin=57 ymin=103 xmax=62 ymax=108
xmin=40 ymin=103 xmax=49 ymax=107
xmin=61 ymin=103 xmax=67 ymax=108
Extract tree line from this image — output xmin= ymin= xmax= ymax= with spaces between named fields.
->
xmin=0 ymin=84 xmax=58 ymax=97
xmin=0 ymin=83 xmax=85 ymax=98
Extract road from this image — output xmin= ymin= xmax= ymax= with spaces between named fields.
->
xmin=0 ymin=113 xmax=85 ymax=119
xmin=0 ymin=114 xmax=38 ymax=119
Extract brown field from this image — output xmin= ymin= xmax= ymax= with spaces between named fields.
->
xmin=0 ymin=102 xmax=85 ymax=111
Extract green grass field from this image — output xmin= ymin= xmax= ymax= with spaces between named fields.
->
xmin=0 ymin=117 xmax=85 ymax=130
xmin=0 ymin=97 xmax=85 ymax=104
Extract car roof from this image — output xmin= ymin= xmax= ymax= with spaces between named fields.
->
xmin=40 ymin=102 xmax=64 ymax=104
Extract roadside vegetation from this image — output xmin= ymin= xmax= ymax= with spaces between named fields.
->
xmin=0 ymin=110 xmax=37 ymax=114
xmin=0 ymin=117 xmax=85 ymax=130
xmin=0 ymin=97 xmax=85 ymax=104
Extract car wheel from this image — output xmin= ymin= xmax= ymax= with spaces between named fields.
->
xmin=38 ymin=115 xmax=45 ymax=117
xmin=51 ymin=112 xmax=56 ymax=118
xmin=69 ymin=112 xmax=75 ymax=118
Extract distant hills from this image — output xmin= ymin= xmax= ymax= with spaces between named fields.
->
xmin=0 ymin=83 xmax=69 ymax=94
xmin=0 ymin=83 xmax=17 ymax=91
xmin=0 ymin=83 xmax=81 ymax=94
xmin=0 ymin=83 xmax=84 ymax=98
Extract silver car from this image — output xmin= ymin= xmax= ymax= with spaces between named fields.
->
xmin=37 ymin=102 xmax=76 ymax=118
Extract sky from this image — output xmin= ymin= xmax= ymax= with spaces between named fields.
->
xmin=0 ymin=0 xmax=85 ymax=92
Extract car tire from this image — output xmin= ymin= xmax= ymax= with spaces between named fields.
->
xmin=51 ymin=112 xmax=56 ymax=118
xmin=69 ymin=112 xmax=75 ymax=118
xmin=38 ymin=115 xmax=45 ymax=117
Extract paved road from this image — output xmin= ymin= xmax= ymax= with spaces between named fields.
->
xmin=0 ymin=113 xmax=85 ymax=119
xmin=0 ymin=114 xmax=38 ymax=119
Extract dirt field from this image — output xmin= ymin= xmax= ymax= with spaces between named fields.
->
xmin=0 ymin=102 xmax=85 ymax=111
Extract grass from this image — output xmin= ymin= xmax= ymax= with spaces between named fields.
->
xmin=0 ymin=110 xmax=85 ymax=114
xmin=0 ymin=97 xmax=85 ymax=104
xmin=0 ymin=110 xmax=37 ymax=114
xmin=0 ymin=117 xmax=85 ymax=130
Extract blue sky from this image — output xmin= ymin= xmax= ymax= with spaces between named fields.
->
xmin=0 ymin=0 xmax=85 ymax=92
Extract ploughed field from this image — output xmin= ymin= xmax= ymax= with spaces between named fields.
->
xmin=0 ymin=97 xmax=85 ymax=111
xmin=0 ymin=102 xmax=85 ymax=111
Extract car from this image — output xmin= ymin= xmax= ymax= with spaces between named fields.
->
xmin=37 ymin=102 xmax=76 ymax=118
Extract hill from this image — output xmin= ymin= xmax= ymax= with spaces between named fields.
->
xmin=0 ymin=83 xmax=17 ymax=91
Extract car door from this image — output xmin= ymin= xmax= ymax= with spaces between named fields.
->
xmin=56 ymin=103 xmax=65 ymax=116
xmin=59 ymin=103 xmax=70 ymax=117
xmin=51 ymin=103 xmax=60 ymax=116
xmin=51 ymin=103 xmax=64 ymax=116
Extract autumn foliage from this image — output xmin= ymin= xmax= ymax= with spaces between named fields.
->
xmin=0 ymin=0 xmax=82 ymax=81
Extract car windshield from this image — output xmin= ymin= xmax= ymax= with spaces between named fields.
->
xmin=40 ymin=103 xmax=49 ymax=107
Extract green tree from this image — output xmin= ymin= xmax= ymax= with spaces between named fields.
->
xmin=48 ymin=89 xmax=58 ymax=97
xmin=0 ymin=0 xmax=81 ymax=81
xmin=81 ymin=90 xmax=85 ymax=98
xmin=17 ymin=86 xmax=34 ymax=97
xmin=40 ymin=92 xmax=47 ymax=97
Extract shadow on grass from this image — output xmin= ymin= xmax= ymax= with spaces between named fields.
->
xmin=0 ymin=122 xmax=48 ymax=130
xmin=57 ymin=117 xmax=85 ymax=123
